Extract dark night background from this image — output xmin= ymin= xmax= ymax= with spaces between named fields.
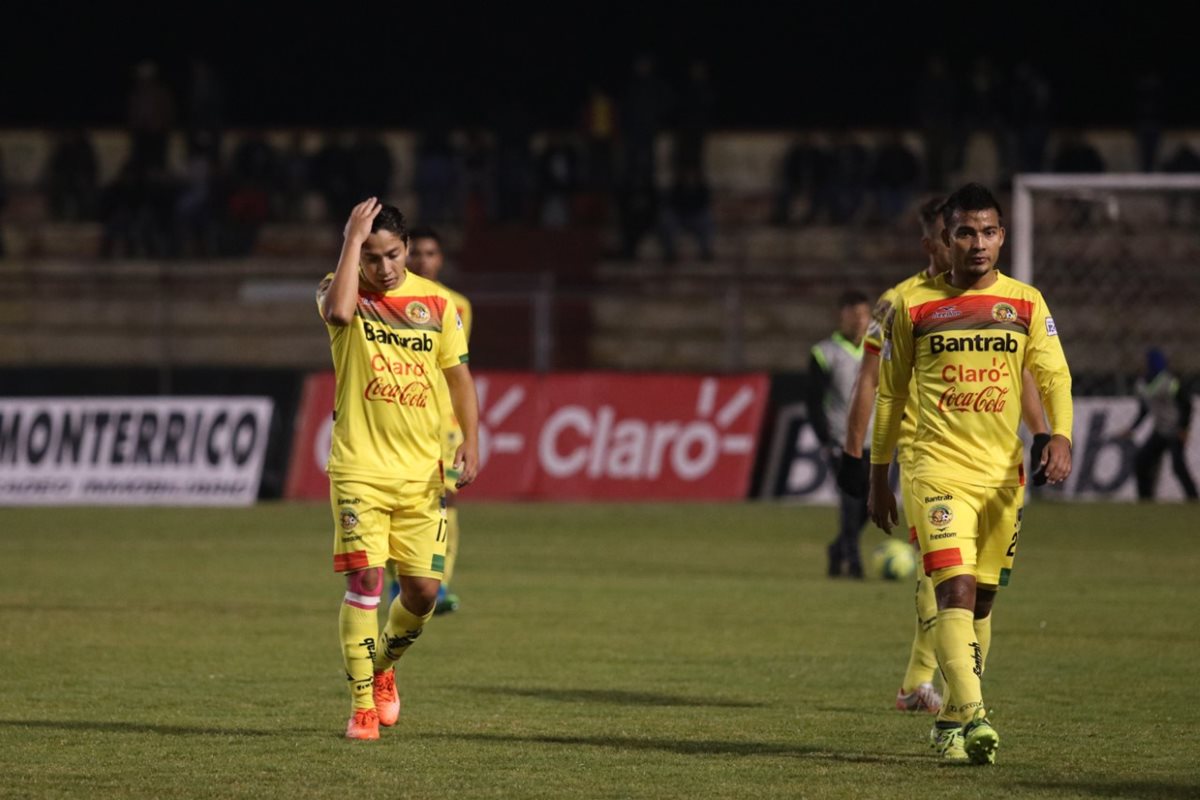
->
xmin=1 ymin=2 xmax=1193 ymax=129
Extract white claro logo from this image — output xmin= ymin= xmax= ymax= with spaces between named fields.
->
xmin=538 ymin=379 xmax=755 ymax=481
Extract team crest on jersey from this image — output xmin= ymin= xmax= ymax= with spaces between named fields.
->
xmin=992 ymin=302 xmax=1018 ymax=323
xmin=405 ymin=301 xmax=432 ymax=324
xmin=929 ymin=505 xmax=953 ymax=528
xmin=932 ymin=305 xmax=961 ymax=319
xmin=340 ymin=509 xmax=359 ymax=531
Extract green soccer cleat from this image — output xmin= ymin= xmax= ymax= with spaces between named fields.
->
xmin=931 ymin=725 xmax=968 ymax=764
xmin=962 ymin=708 xmax=1000 ymax=765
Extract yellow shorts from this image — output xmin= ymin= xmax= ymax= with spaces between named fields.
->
xmin=329 ymin=476 xmax=447 ymax=579
xmin=910 ymin=476 xmax=1024 ymax=589
xmin=441 ymin=415 xmax=462 ymax=494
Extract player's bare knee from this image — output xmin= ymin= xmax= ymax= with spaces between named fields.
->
xmin=934 ymin=574 xmax=975 ymax=611
xmin=346 ymin=567 xmax=384 ymax=595
xmin=399 ymin=577 xmax=440 ymax=615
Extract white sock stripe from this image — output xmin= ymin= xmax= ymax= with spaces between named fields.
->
xmin=344 ymin=591 xmax=381 ymax=607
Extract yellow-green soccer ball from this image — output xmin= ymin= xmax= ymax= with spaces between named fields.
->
xmin=871 ymin=539 xmax=917 ymax=580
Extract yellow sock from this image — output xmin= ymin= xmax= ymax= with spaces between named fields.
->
xmin=442 ymin=506 xmax=460 ymax=587
xmin=934 ymin=607 xmax=983 ymax=725
xmin=901 ymin=572 xmax=939 ymax=692
xmin=338 ymin=600 xmax=379 ymax=711
xmin=374 ymin=597 xmax=435 ymax=671
xmin=974 ymin=613 xmax=992 ymax=676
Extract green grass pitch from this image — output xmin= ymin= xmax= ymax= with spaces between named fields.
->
xmin=1 ymin=501 xmax=1197 ymax=799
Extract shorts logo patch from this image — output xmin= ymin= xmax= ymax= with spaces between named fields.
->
xmin=406 ymin=301 xmax=432 ymax=324
xmin=992 ymin=302 xmax=1018 ymax=323
xmin=1045 ymin=316 xmax=1058 ymax=336
xmin=929 ymin=504 xmax=954 ymax=529
xmin=340 ymin=509 xmax=359 ymax=531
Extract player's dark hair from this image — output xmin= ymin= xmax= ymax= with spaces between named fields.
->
xmin=918 ymin=195 xmax=946 ymax=234
xmin=370 ymin=203 xmax=409 ymax=242
xmin=839 ymin=289 xmax=870 ymax=308
xmin=408 ymin=224 xmax=442 ymax=245
xmin=941 ymin=183 xmax=1003 ymax=227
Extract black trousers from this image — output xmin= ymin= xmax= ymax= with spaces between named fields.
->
xmin=1135 ymin=432 xmax=1199 ymax=500
xmin=828 ymin=450 xmax=869 ymax=575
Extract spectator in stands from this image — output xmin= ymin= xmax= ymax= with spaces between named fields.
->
xmin=661 ymin=164 xmax=714 ymax=262
xmin=916 ymin=55 xmax=954 ymax=191
xmin=1119 ymin=348 xmax=1198 ymax=502
xmin=675 ymin=60 xmax=714 ymax=173
xmin=1163 ymin=144 xmax=1200 ymax=226
xmin=623 ymin=55 xmax=672 ymax=185
xmin=1052 ymin=132 xmax=1105 ymax=174
xmin=0 ymin=147 xmax=7 ymax=258
xmin=224 ymin=134 xmax=276 ymax=255
xmin=175 ymin=131 xmax=219 ymax=256
xmin=460 ymin=128 xmax=494 ymax=225
xmin=414 ymin=117 xmax=457 ymax=225
xmin=492 ymin=99 xmax=533 ymax=223
xmin=616 ymin=171 xmax=663 ymax=260
xmin=46 ymin=129 xmax=99 ymax=221
xmin=279 ymin=131 xmax=312 ymax=222
xmin=828 ymin=131 xmax=870 ymax=225
xmin=773 ymin=133 xmax=820 ymax=226
xmin=581 ymin=84 xmax=617 ymax=192
xmin=963 ymin=57 xmax=1008 ymax=184
xmin=870 ymin=132 xmax=921 ymax=223
xmin=1135 ymin=71 xmax=1164 ymax=172
xmin=99 ymin=163 xmax=153 ymax=258
xmin=1009 ymin=60 xmax=1052 ymax=174
xmin=311 ymin=134 xmax=355 ymax=223
xmin=350 ymin=131 xmax=393 ymax=206
xmin=186 ymin=58 xmax=225 ymax=160
xmin=127 ymin=61 xmax=176 ymax=175
xmin=536 ymin=134 xmax=580 ymax=228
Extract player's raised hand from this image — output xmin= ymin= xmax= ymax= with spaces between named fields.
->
xmin=343 ymin=198 xmax=381 ymax=244
xmin=453 ymin=440 xmax=480 ymax=489
xmin=1039 ymin=434 xmax=1073 ymax=485
xmin=868 ymin=468 xmax=899 ymax=534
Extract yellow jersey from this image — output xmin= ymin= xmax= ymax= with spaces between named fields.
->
xmin=871 ymin=271 xmax=1072 ymax=488
xmin=434 ymin=284 xmax=473 ymax=488
xmin=864 ymin=269 xmax=938 ymax=468
xmin=317 ymin=270 xmax=469 ymax=483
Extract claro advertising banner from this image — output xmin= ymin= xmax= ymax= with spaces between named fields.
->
xmin=0 ymin=397 xmax=274 ymax=506
xmin=286 ymin=372 xmax=770 ymax=501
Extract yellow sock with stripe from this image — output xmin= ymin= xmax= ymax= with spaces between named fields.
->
xmin=442 ymin=506 xmax=460 ymax=587
xmin=339 ymin=586 xmax=382 ymax=711
xmin=934 ymin=607 xmax=983 ymax=726
xmin=901 ymin=572 xmax=939 ymax=692
xmin=373 ymin=597 xmax=435 ymax=671
xmin=974 ymin=613 xmax=992 ymax=676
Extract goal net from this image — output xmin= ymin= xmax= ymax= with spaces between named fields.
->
xmin=1011 ymin=173 xmax=1200 ymax=394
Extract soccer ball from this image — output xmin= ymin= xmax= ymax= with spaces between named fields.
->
xmin=871 ymin=539 xmax=917 ymax=581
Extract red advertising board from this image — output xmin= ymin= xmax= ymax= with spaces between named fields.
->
xmin=286 ymin=371 xmax=769 ymax=501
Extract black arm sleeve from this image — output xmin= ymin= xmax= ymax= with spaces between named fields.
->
xmin=1130 ymin=398 xmax=1149 ymax=430
xmin=807 ymin=352 xmax=832 ymax=447
xmin=1177 ymin=383 xmax=1193 ymax=430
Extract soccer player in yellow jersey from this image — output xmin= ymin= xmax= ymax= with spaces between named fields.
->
xmin=842 ymin=197 xmax=1049 ymax=720
xmin=868 ymin=184 xmax=1073 ymax=765
xmin=318 ymin=198 xmax=480 ymax=741
xmin=406 ymin=225 xmax=472 ymax=614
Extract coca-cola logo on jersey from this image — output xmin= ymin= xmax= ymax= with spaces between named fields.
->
xmin=363 ymin=378 xmax=431 ymax=407
xmin=938 ymin=384 xmax=1009 ymax=413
